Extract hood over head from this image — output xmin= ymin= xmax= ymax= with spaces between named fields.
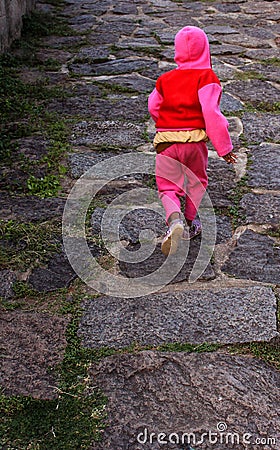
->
xmin=174 ymin=26 xmax=211 ymax=69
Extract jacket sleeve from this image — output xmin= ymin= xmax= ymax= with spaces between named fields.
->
xmin=148 ymin=88 xmax=163 ymax=123
xmin=198 ymin=83 xmax=233 ymax=157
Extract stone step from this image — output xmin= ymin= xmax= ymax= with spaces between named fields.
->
xmin=222 ymin=229 xmax=280 ymax=284
xmin=70 ymin=119 xmax=146 ymax=152
xmin=78 ymin=286 xmax=278 ymax=349
xmin=247 ymin=143 xmax=280 ymax=190
xmin=89 ymin=350 xmax=280 ymax=450
xmin=0 ymin=310 xmax=69 ymax=399
xmin=0 ymin=194 xmax=65 ymax=222
xmin=240 ymin=192 xmax=280 ymax=226
xmin=242 ymin=114 xmax=280 ymax=145
xmin=118 ymin=238 xmax=216 ymax=284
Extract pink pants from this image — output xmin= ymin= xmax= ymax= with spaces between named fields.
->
xmin=155 ymin=142 xmax=208 ymax=223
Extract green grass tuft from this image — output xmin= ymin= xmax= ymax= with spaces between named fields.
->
xmin=27 ymin=174 xmax=61 ymax=198
xmin=0 ymin=220 xmax=61 ymax=270
xmin=227 ymin=341 xmax=280 ymax=370
xmin=0 ymin=392 xmax=107 ymax=449
xmin=234 ymin=70 xmax=266 ymax=81
xmin=227 ymin=176 xmax=250 ymax=228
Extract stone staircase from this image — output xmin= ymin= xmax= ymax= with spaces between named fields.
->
xmin=0 ymin=0 xmax=279 ymax=449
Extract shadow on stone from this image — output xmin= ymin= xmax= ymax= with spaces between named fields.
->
xmin=28 ymin=252 xmax=77 ymax=292
xmin=119 ymin=237 xmax=215 ymax=283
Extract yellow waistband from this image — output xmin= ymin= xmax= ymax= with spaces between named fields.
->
xmin=153 ymin=129 xmax=209 ymax=152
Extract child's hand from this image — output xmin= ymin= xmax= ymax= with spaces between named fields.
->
xmin=223 ymin=151 xmax=238 ymax=164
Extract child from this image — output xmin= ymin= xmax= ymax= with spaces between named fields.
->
xmin=148 ymin=26 xmax=237 ymax=256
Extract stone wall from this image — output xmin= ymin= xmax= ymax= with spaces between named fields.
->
xmin=0 ymin=0 xmax=36 ymax=53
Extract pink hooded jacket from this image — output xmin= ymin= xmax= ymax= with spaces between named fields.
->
xmin=148 ymin=26 xmax=233 ymax=157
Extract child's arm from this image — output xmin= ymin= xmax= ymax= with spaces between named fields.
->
xmin=148 ymin=88 xmax=163 ymax=122
xmin=198 ymin=83 xmax=234 ymax=158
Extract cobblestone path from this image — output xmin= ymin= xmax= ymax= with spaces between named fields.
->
xmin=0 ymin=0 xmax=279 ymax=449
